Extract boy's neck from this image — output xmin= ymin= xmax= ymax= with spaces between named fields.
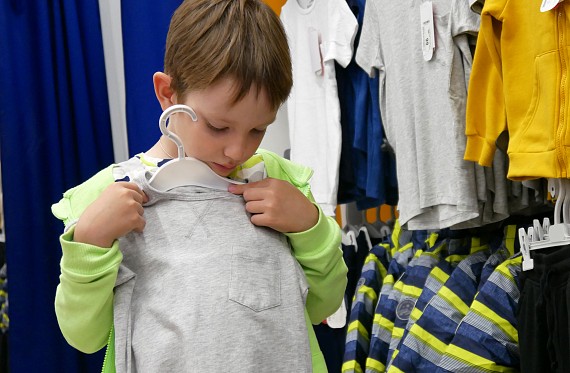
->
xmin=146 ymin=139 xmax=174 ymax=159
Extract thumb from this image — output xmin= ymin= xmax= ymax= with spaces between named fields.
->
xmin=229 ymin=179 xmax=269 ymax=194
xmin=228 ymin=183 xmax=247 ymax=194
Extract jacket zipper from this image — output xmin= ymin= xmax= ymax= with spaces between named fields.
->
xmin=558 ymin=7 xmax=568 ymax=177
xmin=101 ymin=326 xmax=113 ymax=373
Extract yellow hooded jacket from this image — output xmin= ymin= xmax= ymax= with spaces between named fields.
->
xmin=465 ymin=0 xmax=570 ymax=180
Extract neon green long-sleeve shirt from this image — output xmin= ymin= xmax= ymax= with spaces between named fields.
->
xmin=52 ymin=148 xmax=347 ymax=373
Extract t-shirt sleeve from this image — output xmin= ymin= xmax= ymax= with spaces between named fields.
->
xmin=355 ymin=0 xmax=383 ymax=77
xmin=450 ymin=0 xmax=481 ymax=38
xmin=321 ymin=0 xmax=358 ymax=67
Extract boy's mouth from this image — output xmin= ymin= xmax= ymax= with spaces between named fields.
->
xmin=210 ymin=162 xmax=236 ymax=174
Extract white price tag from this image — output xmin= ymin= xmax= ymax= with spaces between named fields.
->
xmin=420 ymin=1 xmax=435 ymax=61
xmin=540 ymin=0 xmax=563 ymax=12
xmin=326 ymin=298 xmax=347 ymax=328
xmin=308 ymin=27 xmax=323 ymax=76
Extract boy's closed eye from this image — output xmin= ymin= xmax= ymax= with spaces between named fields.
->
xmin=206 ymin=122 xmax=228 ymax=132
xmin=206 ymin=121 xmax=267 ymax=135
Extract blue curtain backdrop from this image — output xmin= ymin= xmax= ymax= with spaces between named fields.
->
xmin=121 ymin=0 xmax=183 ymax=155
xmin=0 ymin=1 xmax=113 ymax=371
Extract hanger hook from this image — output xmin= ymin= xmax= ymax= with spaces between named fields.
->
xmin=159 ymin=104 xmax=198 ymax=160
xmin=562 ymin=179 xmax=570 ymax=224
xmin=552 ymin=178 xmax=565 ymax=225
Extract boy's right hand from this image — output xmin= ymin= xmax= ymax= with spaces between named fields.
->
xmin=74 ymin=182 xmax=148 ymax=248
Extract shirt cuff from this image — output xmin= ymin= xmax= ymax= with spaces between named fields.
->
xmin=60 ymin=225 xmax=122 ymax=277
xmin=285 ymin=203 xmax=340 ymax=257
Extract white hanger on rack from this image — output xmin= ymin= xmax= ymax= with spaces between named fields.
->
xmin=357 ymin=224 xmax=373 ymax=252
xmin=148 ymin=104 xmax=245 ymax=191
xmin=519 ymin=178 xmax=570 ymax=271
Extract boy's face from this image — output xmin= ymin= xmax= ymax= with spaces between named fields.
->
xmin=170 ymin=77 xmax=277 ymax=177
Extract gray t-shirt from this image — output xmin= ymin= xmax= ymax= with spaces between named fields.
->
xmin=356 ymin=0 xmax=482 ymax=229
xmin=113 ymin=173 xmax=311 ymax=373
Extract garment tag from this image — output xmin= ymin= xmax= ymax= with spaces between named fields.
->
xmin=308 ymin=27 xmax=323 ymax=75
xmin=326 ymin=298 xmax=347 ymax=328
xmin=420 ymin=1 xmax=435 ymax=61
xmin=540 ymin=0 xmax=563 ymax=12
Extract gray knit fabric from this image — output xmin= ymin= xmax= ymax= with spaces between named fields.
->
xmin=113 ymin=173 xmax=311 ymax=373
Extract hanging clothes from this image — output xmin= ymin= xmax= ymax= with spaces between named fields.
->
xmin=335 ymin=0 xmax=398 ymax=210
xmin=436 ymin=255 xmax=522 ymax=371
xmin=517 ymin=245 xmax=570 ymax=372
xmin=360 ymin=232 xmax=431 ymax=372
xmin=343 ymin=243 xmax=391 ymax=372
xmin=338 ymin=222 xmax=528 ymax=373
xmin=464 ymin=0 xmax=570 ymax=180
xmin=389 ymin=241 xmax=504 ymax=371
xmin=355 ymin=0 xmax=483 ymax=230
xmin=280 ymin=0 xmax=358 ymax=216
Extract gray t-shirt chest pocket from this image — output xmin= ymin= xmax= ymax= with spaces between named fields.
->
xmin=229 ymin=245 xmax=281 ymax=312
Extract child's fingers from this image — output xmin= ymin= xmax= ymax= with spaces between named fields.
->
xmin=230 ymin=184 xmax=270 ymax=202
xmin=228 ymin=183 xmax=246 ymax=194
xmin=117 ymin=182 xmax=149 ymax=203
xmin=228 ymin=178 xmax=274 ymax=195
xmin=250 ymin=213 xmax=272 ymax=228
xmin=244 ymin=200 xmax=265 ymax=214
xmin=132 ymin=215 xmax=146 ymax=233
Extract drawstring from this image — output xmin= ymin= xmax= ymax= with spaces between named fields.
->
xmin=537 ymin=269 xmax=551 ymax=307
xmin=538 ymin=269 xmax=558 ymax=370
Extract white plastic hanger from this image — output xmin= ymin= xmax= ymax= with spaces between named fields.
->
xmin=519 ymin=178 xmax=570 ymax=271
xmin=341 ymin=227 xmax=359 ymax=253
xmin=358 ymin=225 xmax=373 ymax=251
xmin=148 ymin=104 xmax=245 ymax=191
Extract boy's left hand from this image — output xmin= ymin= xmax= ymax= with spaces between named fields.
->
xmin=228 ymin=178 xmax=318 ymax=233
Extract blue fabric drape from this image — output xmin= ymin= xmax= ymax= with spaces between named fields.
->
xmin=121 ymin=0 xmax=183 ymax=155
xmin=0 ymin=0 xmax=113 ymax=371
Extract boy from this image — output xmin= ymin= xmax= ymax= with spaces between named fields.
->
xmin=52 ymin=0 xmax=347 ymax=372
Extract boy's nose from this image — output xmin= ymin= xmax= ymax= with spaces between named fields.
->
xmin=224 ymin=140 xmax=247 ymax=163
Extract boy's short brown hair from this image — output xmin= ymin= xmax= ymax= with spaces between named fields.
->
xmin=164 ymin=0 xmax=292 ymax=110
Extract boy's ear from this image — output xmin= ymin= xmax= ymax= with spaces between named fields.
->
xmin=153 ymin=72 xmax=176 ymax=110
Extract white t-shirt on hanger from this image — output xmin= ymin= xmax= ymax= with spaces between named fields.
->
xmin=281 ymin=0 xmax=358 ymax=216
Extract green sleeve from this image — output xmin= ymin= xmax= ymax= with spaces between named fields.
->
xmin=55 ymin=226 xmax=122 ymax=353
xmin=51 ymin=164 xmax=116 ymax=227
xmin=285 ymin=196 xmax=347 ymax=324
xmin=52 ymin=165 xmax=119 ymax=353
